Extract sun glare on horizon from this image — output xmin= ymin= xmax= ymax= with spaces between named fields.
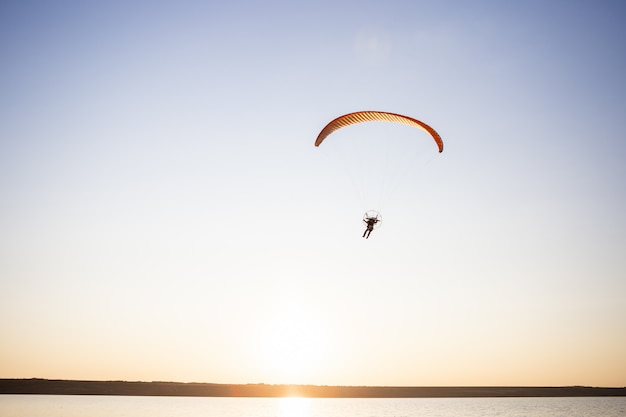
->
xmin=257 ymin=303 xmax=330 ymax=383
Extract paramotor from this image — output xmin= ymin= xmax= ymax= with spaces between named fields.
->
xmin=315 ymin=111 xmax=443 ymax=238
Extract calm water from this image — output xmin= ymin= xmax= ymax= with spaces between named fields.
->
xmin=1 ymin=395 xmax=625 ymax=417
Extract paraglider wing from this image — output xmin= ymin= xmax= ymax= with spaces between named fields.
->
xmin=314 ymin=111 xmax=443 ymax=153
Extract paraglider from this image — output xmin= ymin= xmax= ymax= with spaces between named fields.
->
xmin=315 ymin=111 xmax=443 ymax=152
xmin=362 ymin=210 xmax=382 ymax=239
xmin=315 ymin=111 xmax=443 ymax=238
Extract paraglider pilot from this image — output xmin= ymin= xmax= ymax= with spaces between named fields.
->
xmin=362 ymin=216 xmax=380 ymax=239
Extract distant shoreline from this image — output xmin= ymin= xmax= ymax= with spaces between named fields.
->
xmin=1 ymin=379 xmax=625 ymax=398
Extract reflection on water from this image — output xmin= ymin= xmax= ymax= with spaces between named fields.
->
xmin=1 ymin=395 xmax=625 ymax=417
xmin=279 ymin=397 xmax=311 ymax=417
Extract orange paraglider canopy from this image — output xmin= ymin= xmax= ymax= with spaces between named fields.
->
xmin=315 ymin=111 xmax=443 ymax=153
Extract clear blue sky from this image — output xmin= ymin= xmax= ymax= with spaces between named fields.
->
xmin=1 ymin=0 xmax=625 ymax=387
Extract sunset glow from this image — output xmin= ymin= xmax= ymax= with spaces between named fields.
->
xmin=258 ymin=304 xmax=330 ymax=383
xmin=1 ymin=1 xmax=625 ymax=388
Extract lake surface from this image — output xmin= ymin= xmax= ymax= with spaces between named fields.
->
xmin=1 ymin=395 xmax=625 ymax=417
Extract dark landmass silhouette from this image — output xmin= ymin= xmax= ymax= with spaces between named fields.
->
xmin=1 ymin=379 xmax=625 ymax=398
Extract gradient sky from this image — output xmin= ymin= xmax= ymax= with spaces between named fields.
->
xmin=1 ymin=0 xmax=625 ymax=387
